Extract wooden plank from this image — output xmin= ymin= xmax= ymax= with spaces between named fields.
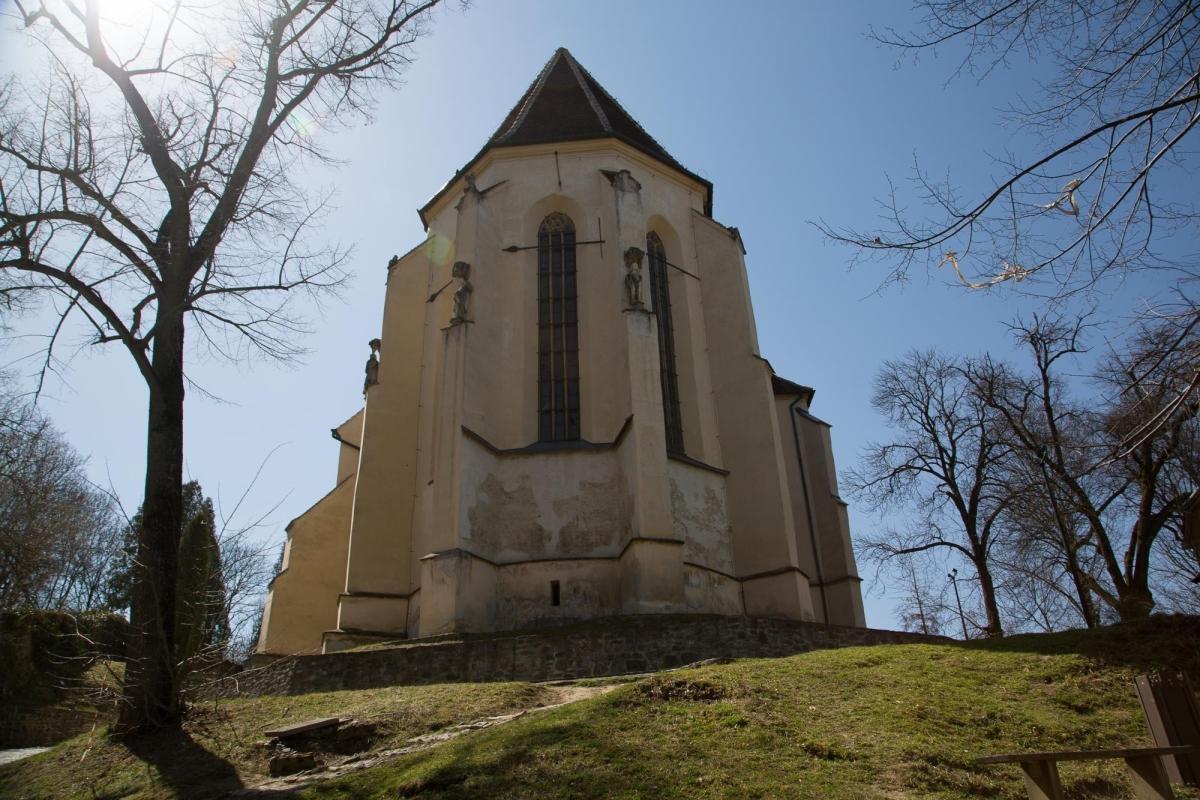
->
xmin=263 ymin=717 xmax=342 ymax=738
xmin=1138 ymin=674 xmax=1183 ymax=785
xmin=1125 ymin=753 xmax=1176 ymax=800
xmin=1018 ymin=760 xmax=1065 ymax=800
xmin=978 ymin=746 xmax=1193 ymax=765
xmin=1137 ymin=671 xmax=1200 ymax=787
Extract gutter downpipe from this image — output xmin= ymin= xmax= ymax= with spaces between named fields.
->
xmin=788 ymin=396 xmax=829 ymax=625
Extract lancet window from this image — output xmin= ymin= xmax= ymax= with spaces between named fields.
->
xmin=647 ymin=232 xmax=684 ymax=455
xmin=537 ymin=213 xmax=580 ymax=441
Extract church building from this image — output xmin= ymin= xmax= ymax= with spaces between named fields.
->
xmin=257 ymin=48 xmax=865 ymax=656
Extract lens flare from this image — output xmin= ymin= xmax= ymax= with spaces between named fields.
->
xmin=424 ymin=234 xmax=454 ymax=266
xmin=289 ymin=108 xmax=319 ymax=141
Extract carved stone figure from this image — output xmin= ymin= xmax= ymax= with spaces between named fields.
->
xmin=363 ymin=338 xmax=381 ymax=394
xmin=623 ymin=246 xmax=645 ymax=310
xmin=450 ymin=261 xmax=473 ymax=325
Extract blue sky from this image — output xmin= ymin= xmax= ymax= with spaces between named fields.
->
xmin=1 ymin=1 xmax=1184 ymax=628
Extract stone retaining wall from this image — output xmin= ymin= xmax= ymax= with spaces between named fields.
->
xmin=0 ymin=705 xmax=102 ymax=748
xmin=204 ymin=615 xmax=941 ymax=699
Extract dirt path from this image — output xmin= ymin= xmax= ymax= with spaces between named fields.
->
xmin=230 ymin=683 xmax=618 ymax=797
xmin=0 ymin=747 xmax=51 ymax=767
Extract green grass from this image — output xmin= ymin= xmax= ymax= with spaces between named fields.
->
xmin=0 ymin=681 xmax=553 ymax=799
xmin=2 ymin=616 xmax=1197 ymax=799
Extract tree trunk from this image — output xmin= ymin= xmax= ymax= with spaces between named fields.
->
xmin=1114 ymin=517 xmax=1157 ymax=622
xmin=117 ymin=310 xmax=185 ymax=733
xmin=975 ymin=558 xmax=1004 ymax=637
xmin=1063 ymin=551 xmax=1100 ymax=628
xmin=1114 ymin=584 xmax=1155 ymax=620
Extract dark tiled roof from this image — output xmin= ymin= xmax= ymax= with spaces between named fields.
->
xmin=771 ymin=374 xmax=816 ymax=401
xmin=419 ymin=48 xmax=712 ymax=226
xmin=492 ymin=48 xmax=693 ymax=177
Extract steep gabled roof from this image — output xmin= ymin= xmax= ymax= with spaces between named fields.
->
xmin=419 ymin=48 xmax=713 ymax=226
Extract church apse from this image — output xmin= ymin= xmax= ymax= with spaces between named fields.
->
xmin=255 ymin=48 xmax=864 ymax=657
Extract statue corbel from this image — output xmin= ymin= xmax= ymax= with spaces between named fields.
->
xmin=363 ymin=338 xmax=382 ymax=394
xmin=623 ymin=246 xmax=645 ymax=310
xmin=449 ymin=261 xmax=473 ymax=325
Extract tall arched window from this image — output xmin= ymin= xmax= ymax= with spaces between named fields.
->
xmin=647 ymin=232 xmax=684 ymax=455
xmin=537 ymin=213 xmax=580 ymax=441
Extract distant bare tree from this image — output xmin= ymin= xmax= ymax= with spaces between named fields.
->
xmin=211 ymin=473 xmax=280 ymax=662
xmin=0 ymin=378 xmax=122 ymax=610
xmin=215 ymin=527 xmax=275 ymax=661
xmin=1 ymin=0 xmax=446 ymax=732
xmin=892 ymin=554 xmax=954 ymax=636
xmin=846 ymin=350 xmax=1016 ymax=636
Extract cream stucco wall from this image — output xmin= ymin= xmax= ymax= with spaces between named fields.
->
xmin=773 ymin=394 xmax=866 ymax=628
xmin=257 ymin=476 xmax=354 ymax=655
xmin=333 ymin=410 xmax=364 ymax=485
xmin=692 ymin=212 xmax=814 ymax=622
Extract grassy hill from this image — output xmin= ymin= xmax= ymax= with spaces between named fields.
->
xmin=2 ymin=616 xmax=1198 ymax=799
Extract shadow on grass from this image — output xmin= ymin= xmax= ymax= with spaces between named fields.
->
xmin=121 ymin=727 xmax=243 ymax=798
xmin=303 ymin=707 xmax=660 ymax=800
xmin=959 ymin=614 xmax=1200 ymax=674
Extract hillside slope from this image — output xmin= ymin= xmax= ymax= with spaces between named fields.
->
xmin=1 ymin=616 xmax=1197 ymax=799
xmin=301 ymin=616 xmax=1200 ymax=800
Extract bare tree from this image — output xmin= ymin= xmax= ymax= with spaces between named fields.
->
xmin=817 ymin=0 xmax=1200 ymax=445
xmin=968 ymin=315 xmax=1198 ymax=619
xmin=846 ymin=349 xmax=1016 ymax=636
xmin=994 ymin=461 xmax=1105 ymax=628
xmin=1098 ymin=315 xmax=1200 ymax=600
xmin=0 ymin=0 xmax=445 ymax=732
xmin=821 ymin=1 xmax=1199 ymax=292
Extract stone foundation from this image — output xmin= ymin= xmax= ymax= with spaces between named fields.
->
xmin=213 ymin=615 xmax=939 ymax=698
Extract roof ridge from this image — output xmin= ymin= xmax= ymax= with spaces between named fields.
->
xmin=567 ymin=55 xmax=678 ymax=171
xmin=560 ymin=48 xmax=611 ymax=133
xmin=492 ymin=50 xmax=562 ymax=144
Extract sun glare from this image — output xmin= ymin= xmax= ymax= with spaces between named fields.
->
xmin=91 ymin=0 xmax=228 ymax=60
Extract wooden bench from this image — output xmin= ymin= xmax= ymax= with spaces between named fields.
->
xmin=977 ymin=746 xmax=1195 ymax=800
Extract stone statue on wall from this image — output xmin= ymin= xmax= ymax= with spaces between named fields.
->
xmin=450 ymin=261 xmax=473 ymax=325
xmin=363 ymin=338 xmax=381 ymax=394
xmin=623 ymin=246 xmax=645 ymax=310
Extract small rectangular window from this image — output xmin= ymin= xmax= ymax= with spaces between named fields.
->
xmin=550 ymin=580 xmax=561 ymax=606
